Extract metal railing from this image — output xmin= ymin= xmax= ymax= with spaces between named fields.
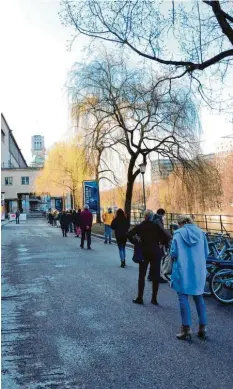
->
xmin=130 ymin=210 xmax=233 ymax=235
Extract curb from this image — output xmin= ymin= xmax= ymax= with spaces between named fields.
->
xmin=91 ymin=233 xmax=133 ymax=249
xmin=1 ymin=220 xmax=11 ymax=229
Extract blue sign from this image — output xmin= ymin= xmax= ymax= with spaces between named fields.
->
xmin=83 ymin=180 xmax=100 ymax=213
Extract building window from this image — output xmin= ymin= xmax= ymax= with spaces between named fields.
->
xmin=5 ymin=177 xmax=13 ymax=185
xmin=21 ymin=176 xmax=29 ymax=185
xmin=1 ymin=130 xmax=5 ymax=143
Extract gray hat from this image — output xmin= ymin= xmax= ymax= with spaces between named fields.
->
xmin=84 ymin=204 xmax=89 ymax=210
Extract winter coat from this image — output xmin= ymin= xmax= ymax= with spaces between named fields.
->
xmin=74 ymin=212 xmax=81 ymax=227
xmin=170 ymin=224 xmax=209 ymax=295
xmin=80 ymin=210 xmax=93 ymax=231
xmin=72 ymin=211 xmax=76 ymax=223
xmin=111 ymin=217 xmax=130 ymax=244
xmin=60 ymin=214 xmax=69 ymax=229
xmin=66 ymin=213 xmax=72 ymax=224
xmin=153 ymin=213 xmax=164 ymax=227
xmin=103 ymin=212 xmax=115 ymax=226
xmin=127 ymin=220 xmax=171 ymax=280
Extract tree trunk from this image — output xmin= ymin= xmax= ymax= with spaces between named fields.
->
xmin=95 ymin=162 xmax=101 ymax=224
xmin=124 ymin=157 xmax=140 ymax=223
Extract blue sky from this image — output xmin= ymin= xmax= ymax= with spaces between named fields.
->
xmin=1 ymin=0 xmax=233 ymax=164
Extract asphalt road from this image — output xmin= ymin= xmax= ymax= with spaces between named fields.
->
xmin=1 ymin=219 xmax=233 ymax=389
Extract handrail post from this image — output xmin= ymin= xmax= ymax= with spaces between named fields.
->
xmin=205 ymin=214 xmax=208 ymax=231
xmin=220 ymin=215 xmax=223 ymax=233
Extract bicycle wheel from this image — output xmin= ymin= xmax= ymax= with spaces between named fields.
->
xmin=211 ymin=269 xmax=233 ymax=304
xmin=204 ymin=272 xmax=212 ymax=296
xmin=204 ymin=265 xmax=218 ymax=296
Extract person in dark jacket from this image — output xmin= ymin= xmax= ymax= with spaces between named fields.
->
xmin=127 ymin=209 xmax=171 ymax=305
xmin=74 ymin=209 xmax=82 ymax=237
xmin=153 ymin=208 xmax=166 ymax=227
xmin=15 ymin=209 xmax=20 ymax=224
xmin=72 ymin=210 xmax=77 ymax=233
xmin=80 ymin=205 xmax=93 ymax=249
xmin=48 ymin=210 xmax=53 ymax=225
xmin=111 ymin=208 xmax=130 ymax=268
xmin=60 ymin=211 xmax=69 ymax=237
xmin=67 ymin=210 xmax=73 ymax=233
xmin=148 ymin=208 xmax=167 ymax=282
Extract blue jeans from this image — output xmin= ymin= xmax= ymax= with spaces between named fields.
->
xmin=69 ymin=222 xmax=73 ymax=233
xmin=118 ymin=243 xmax=126 ymax=261
xmin=178 ymin=293 xmax=207 ymax=326
xmin=104 ymin=225 xmax=112 ymax=242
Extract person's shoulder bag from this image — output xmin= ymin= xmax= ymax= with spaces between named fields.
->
xmin=132 ymin=235 xmax=144 ymax=264
xmin=160 ymin=252 xmax=173 ymax=281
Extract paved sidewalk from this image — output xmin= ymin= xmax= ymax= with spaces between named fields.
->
xmin=2 ymin=219 xmax=233 ymax=389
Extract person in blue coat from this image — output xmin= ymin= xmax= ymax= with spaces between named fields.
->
xmin=170 ymin=215 xmax=209 ymax=341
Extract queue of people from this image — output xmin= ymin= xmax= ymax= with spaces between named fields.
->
xmin=108 ymin=207 xmax=208 ymax=341
xmin=47 ymin=205 xmax=209 ymax=340
xmin=47 ymin=206 xmax=93 ymax=248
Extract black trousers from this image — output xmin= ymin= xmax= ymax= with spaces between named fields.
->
xmin=62 ymin=228 xmax=68 ymax=237
xmin=16 ymin=217 xmax=20 ymax=224
xmin=81 ymin=229 xmax=91 ymax=248
xmin=138 ymin=260 xmax=159 ymax=300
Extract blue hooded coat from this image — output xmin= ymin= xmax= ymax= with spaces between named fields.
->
xmin=170 ymin=224 xmax=209 ymax=295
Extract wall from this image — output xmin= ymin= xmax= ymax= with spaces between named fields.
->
xmin=1 ymin=114 xmax=27 ymax=168
xmin=1 ymin=116 xmax=10 ymax=167
xmin=1 ymin=168 xmax=41 ymax=199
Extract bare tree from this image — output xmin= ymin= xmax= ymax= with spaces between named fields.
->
xmin=71 ymin=98 xmax=121 ymax=221
xmin=61 ymin=1 xmax=233 ymax=79
xmin=69 ymin=54 xmax=202 ymax=220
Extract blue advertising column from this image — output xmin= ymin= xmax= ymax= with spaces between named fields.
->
xmin=83 ymin=181 xmax=100 ymax=217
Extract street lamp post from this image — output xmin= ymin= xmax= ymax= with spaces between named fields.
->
xmin=139 ymin=162 xmax=147 ymax=211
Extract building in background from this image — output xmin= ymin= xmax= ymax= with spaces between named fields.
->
xmin=1 ymin=114 xmax=28 ymax=169
xmin=31 ymin=134 xmax=46 ymax=167
xmin=216 ymin=134 xmax=233 ymax=154
xmin=151 ymin=159 xmax=174 ymax=184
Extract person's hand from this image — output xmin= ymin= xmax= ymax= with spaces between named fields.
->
xmin=86 ymin=226 xmax=89 ymax=230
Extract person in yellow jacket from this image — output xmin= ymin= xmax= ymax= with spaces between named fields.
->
xmin=102 ymin=208 xmax=115 ymax=244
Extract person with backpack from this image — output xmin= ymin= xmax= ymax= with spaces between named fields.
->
xmin=127 ymin=210 xmax=171 ymax=305
xmin=111 ymin=209 xmax=130 ymax=268
xmin=102 ymin=208 xmax=115 ymax=244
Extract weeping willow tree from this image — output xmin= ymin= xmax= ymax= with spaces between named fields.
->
xmin=155 ymin=158 xmax=222 ymax=214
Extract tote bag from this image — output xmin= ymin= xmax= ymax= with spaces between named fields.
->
xmin=161 ymin=253 xmax=173 ymax=281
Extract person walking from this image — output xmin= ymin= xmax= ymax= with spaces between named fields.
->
xmin=72 ymin=210 xmax=77 ymax=234
xmin=60 ymin=211 xmax=69 ymax=237
xmin=148 ymin=208 xmax=167 ymax=282
xmin=48 ymin=210 xmax=53 ymax=225
xmin=67 ymin=210 xmax=73 ymax=233
xmin=102 ymin=208 xmax=115 ymax=244
xmin=15 ymin=209 xmax=20 ymax=224
xmin=56 ymin=211 xmax=61 ymax=228
xmin=111 ymin=209 xmax=130 ymax=268
xmin=127 ymin=210 xmax=171 ymax=305
xmin=80 ymin=205 xmax=93 ymax=249
xmin=170 ymin=215 xmax=209 ymax=341
xmin=53 ymin=210 xmax=58 ymax=227
xmin=74 ymin=209 xmax=82 ymax=237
